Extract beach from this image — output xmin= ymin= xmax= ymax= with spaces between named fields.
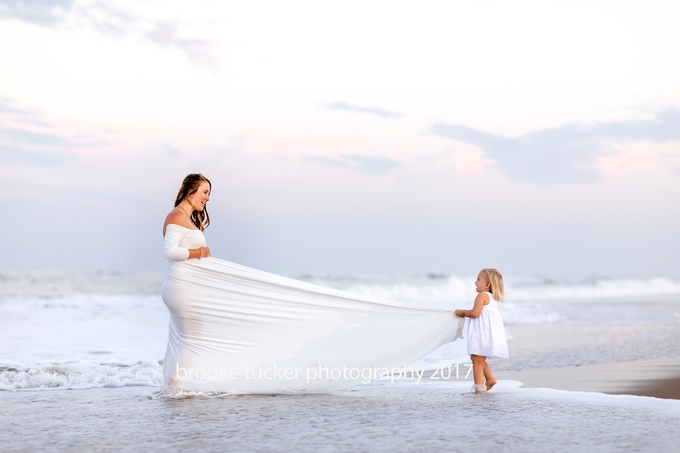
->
xmin=495 ymin=324 xmax=680 ymax=399
xmin=1 ymin=270 xmax=680 ymax=451
xmin=3 ymin=0 xmax=680 ymax=450
xmin=2 ymin=379 xmax=679 ymax=452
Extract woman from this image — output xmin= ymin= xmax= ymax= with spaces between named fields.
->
xmin=162 ymin=173 xmax=211 ymax=260
xmin=160 ymin=174 xmax=465 ymax=394
xmin=161 ymin=173 xmax=212 ymax=389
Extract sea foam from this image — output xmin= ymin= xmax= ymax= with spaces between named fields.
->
xmin=0 ymin=360 xmax=163 ymax=390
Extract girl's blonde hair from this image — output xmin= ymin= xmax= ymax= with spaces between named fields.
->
xmin=482 ymin=268 xmax=505 ymax=302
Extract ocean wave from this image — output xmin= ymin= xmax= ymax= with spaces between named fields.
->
xmin=300 ymin=274 xmax=680 ymax=307
xmin=509 ymin=277 xmax=680 ymax=300
xmin=3 ymin=269 xmax=678 ymax=303
xmin=0 ymin=269 xmax=164 ymax=297
xmin=0 ymin=360 xmax=163 ymax=390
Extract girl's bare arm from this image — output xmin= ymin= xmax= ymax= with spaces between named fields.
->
xmin=455 ymin=293 xmax=488 ymax=318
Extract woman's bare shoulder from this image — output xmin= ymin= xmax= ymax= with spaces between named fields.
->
xmin=163 ymin=209 xmax=192 ymax=235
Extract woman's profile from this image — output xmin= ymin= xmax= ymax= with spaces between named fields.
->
xmin=162 ymin=173 xmax=212 ymax=259
xmin=159 ymin=173 xmax=465 ymax=394
xmin=161 ymin=173 xmax=213 ymax=388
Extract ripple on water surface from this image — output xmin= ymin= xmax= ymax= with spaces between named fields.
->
xmin=1 ymin=380 xmax=678 ymax=452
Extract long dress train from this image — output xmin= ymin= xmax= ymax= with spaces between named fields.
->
xmin=161 ymin=224 xmax=464 ymax=393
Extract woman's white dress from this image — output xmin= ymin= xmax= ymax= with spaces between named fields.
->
xmin=160 ymin=224 xmax=465 ymax=393
xmin=466 ymin=292 xmax=509 ymax=358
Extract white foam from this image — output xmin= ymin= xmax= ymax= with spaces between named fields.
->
xmin=0 ymin=294 xmax=168 ymax=365
xmin=0 ymin=359 xmax=163 ymax=390
xmin=507 ymin=385 xmax=680 ymax=416
xmin=362 ymin=377 xmax=680 ymax=415
xmin=2 ymin=270 xmax=680 ymax=395
xmin=302 ymin=274 xmax=680 ymax=324
xmin=508 ymin=276 xmax=680 ymax=301
xmin=301 ymin=274 xmax=680 ymax=304
xmin=0 ymin=269 xmax=164 ymax=297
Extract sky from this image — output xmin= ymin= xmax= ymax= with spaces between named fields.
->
xmin=0 ymin=0 xmax=679 ymax=276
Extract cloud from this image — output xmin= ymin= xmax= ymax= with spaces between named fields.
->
xmin=322 ymin=102 xmax=403 ymax=119
xmin=305 ymin=155 xmax=351 ymax=169
xmin=0 ymin=97 xmax=51 ymax=127
xmin=158 ymin=142 xmax=182 ymax=157
xmin=0 ymin=145 xmax=64 ymax=166
xmin=0 ymin=97 xmax=76 ymax=165
xmin=1 ymin=127 xmax=75 ymax=147
xmin=0 ymin=116 xmax=109 ymax=167
xmin=145 ymin=21 xmax=217 ymax=67
xmin=0 ymin=97 xmax=37 ymax=115
xmin=0 ymin=0 xmax=73 ymax=25
xmin=0 ymin=126 xmax=108 ymax=148
xmin=305 ymin=154 xmax=401 ymax=174
xmin=0 ymin=1 xmax=217 ymax=68
xmin=431 ymin=110 xmax=680 ymax=183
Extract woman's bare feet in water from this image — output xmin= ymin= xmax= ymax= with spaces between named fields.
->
xmin=485 ymin=378 xmax=497 ymax=391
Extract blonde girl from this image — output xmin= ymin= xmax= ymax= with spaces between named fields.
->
xmin=455 ymin=268 xmax=509 ymax=393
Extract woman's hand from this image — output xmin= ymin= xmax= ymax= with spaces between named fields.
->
xmin=188 ymin=247 xmax=211 ymax=259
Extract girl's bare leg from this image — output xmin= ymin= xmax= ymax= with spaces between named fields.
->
xmin=470 ymin=355 xmax=487 ymax=392
xmin=483 ymin=362 xmax=497 ymax=390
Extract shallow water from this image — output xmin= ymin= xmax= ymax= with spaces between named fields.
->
xmin=2 ymin=269 xmax=680 ymax=451
xmin=1 ymin=381 xmax=678 ymax=452
xmin=2 ymin=270 xmax=680 ymax=390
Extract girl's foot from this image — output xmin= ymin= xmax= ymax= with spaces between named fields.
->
xmin=472 ymin=384 xmax=487 ymax=394
xmin=485 ymin=378 xmax=497 ymax=391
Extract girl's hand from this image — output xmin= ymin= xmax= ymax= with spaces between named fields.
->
xmin=455 ymin=309 xmax=464 ymax=318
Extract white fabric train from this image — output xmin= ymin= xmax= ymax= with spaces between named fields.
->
xmin=161 ymin=226 xmax=464 ymax=393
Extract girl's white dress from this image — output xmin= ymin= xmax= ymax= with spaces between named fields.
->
xmin=160 ymin=224 xmax=466 ymax=393
xmin=466 ymin=292 xmax=509 ymax=358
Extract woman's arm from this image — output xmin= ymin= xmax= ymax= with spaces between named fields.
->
xmin=163 ymin=227 xmax=191 ymax=260
xmin=455 ymin=293 xmax=489 ymax=318
xmin=162 ymin=211 xmax=211 ymax=260
xmin=163 ymin=228 xmax=211 ymax=260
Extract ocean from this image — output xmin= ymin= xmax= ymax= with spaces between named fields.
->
xmin=1 ymin=268 xmax=679 ymax=451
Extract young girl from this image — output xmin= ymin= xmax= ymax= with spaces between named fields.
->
xmin=455 ymin=268 xmax=509 ymax=393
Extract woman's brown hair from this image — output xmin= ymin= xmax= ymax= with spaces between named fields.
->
xmin=174 ymin=173 xmax=211 ymax=231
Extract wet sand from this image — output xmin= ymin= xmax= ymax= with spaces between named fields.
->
xmin=2 ymin=381 xmax=679 ymax=453
xmin=2 ymin=323 xmax=680 ymax=451
xmin=494 ymin=324 xmax=680 ymax=399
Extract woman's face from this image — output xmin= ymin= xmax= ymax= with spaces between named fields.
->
xmin=188 ymin=181 xmax=211 ymax=211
